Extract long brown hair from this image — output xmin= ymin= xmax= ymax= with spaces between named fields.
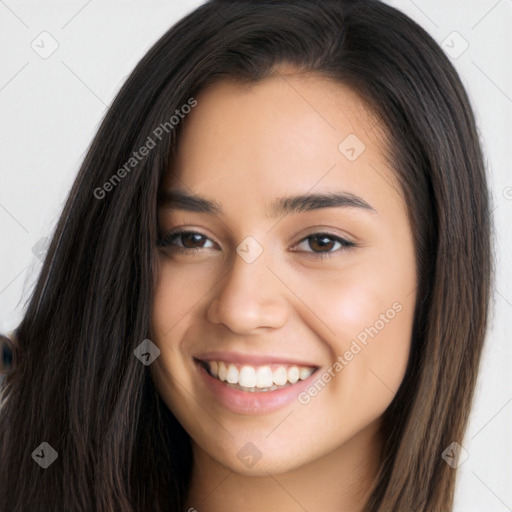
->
xmin=0 ymin=1 xmax=492 ymax=510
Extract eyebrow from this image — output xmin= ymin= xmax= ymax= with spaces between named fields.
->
xmin=158 ymin=189 xmax=377 ymax=217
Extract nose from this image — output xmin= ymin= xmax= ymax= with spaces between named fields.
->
xmin=206 ymin=249 xmax=290 ymax=334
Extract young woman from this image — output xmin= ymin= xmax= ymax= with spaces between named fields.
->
xmin=0 ymin=0 xmax=492 ymax=511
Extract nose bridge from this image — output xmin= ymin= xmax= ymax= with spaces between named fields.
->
xmin=206 ymin=238 xmax=289 ymax=332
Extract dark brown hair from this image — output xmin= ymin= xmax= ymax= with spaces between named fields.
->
xmin=0 ymin=1 xmax=492 ymax=510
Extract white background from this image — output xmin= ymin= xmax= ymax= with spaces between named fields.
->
xmin=0 ymin=1 xmax=511 ymax=510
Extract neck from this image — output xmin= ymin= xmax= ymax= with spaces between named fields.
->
xmin=184 ymin=419 xmax=383 ymax=512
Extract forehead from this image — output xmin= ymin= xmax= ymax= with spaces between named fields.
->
xmin=174 ymin=72 xmax=381 ymax=155
xmin=163 ymin=73 xmax=399 ymax=212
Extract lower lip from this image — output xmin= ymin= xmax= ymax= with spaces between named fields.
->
xmin=195 ymin=361 xmax=319 ymax=415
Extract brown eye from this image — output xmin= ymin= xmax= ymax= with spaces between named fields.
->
xmin=307 ymin=235 xmax=337 ymax=252
xmin=294 ymin=233 xmax=356 ymax=259
xmin=157 ymin=230 xmax=215 ymax=250
xmin=180 ymin=232 xmax=208 ymax=249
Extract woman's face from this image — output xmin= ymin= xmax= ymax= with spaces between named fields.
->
xmin=151 ymin=72 xmax=417 ymax=476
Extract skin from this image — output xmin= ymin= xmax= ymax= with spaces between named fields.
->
xmin=150 ymin=70 xmax=417 ymax=512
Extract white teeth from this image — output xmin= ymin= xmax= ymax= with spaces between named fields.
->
xmin=287 ymin=366 xmax=299 ymax=384
xmin=218 ymin=362 xmax=227 ymax=381
xmin=299 ymin=367 xmax=314 ymax=380
xmin=239 ymin=366 xmax=257 ymax=387
xmin=226 ymin=364 xmax=238 ymax=384
xmin=256 ymin=366 xmax=274 ymax=388
xmin=205 ymin=360 xmax=316 ymax=389
xmin=273 ymin=366 xmax=288 ymax=386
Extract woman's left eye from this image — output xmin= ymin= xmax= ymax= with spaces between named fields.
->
xmin=294 ymin=233 xmax=356 ymax=258
xmin=157 ymin=230 xmax=355 ymax=258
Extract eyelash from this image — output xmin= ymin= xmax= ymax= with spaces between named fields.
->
xmin=157 ymin=229 xmax=356 ymax=259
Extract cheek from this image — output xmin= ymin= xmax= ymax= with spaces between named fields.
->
xmin=150 ymin=262 xmax=206 ymax=405
xmin=151 ymin=259 xmax=213 ymax=336
xmin=310 ymin=262 xmax=414 ymax=414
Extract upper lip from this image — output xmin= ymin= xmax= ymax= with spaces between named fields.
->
xmin=193 ymin=351 xmax=320 ymax=368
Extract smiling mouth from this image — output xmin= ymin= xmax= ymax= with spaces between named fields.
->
xmin=196 ymin=359 xmax=318 ymax=393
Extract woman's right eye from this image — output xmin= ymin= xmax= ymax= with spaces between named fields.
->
xmin=157 ymin=230 xmax=216 ymax=252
